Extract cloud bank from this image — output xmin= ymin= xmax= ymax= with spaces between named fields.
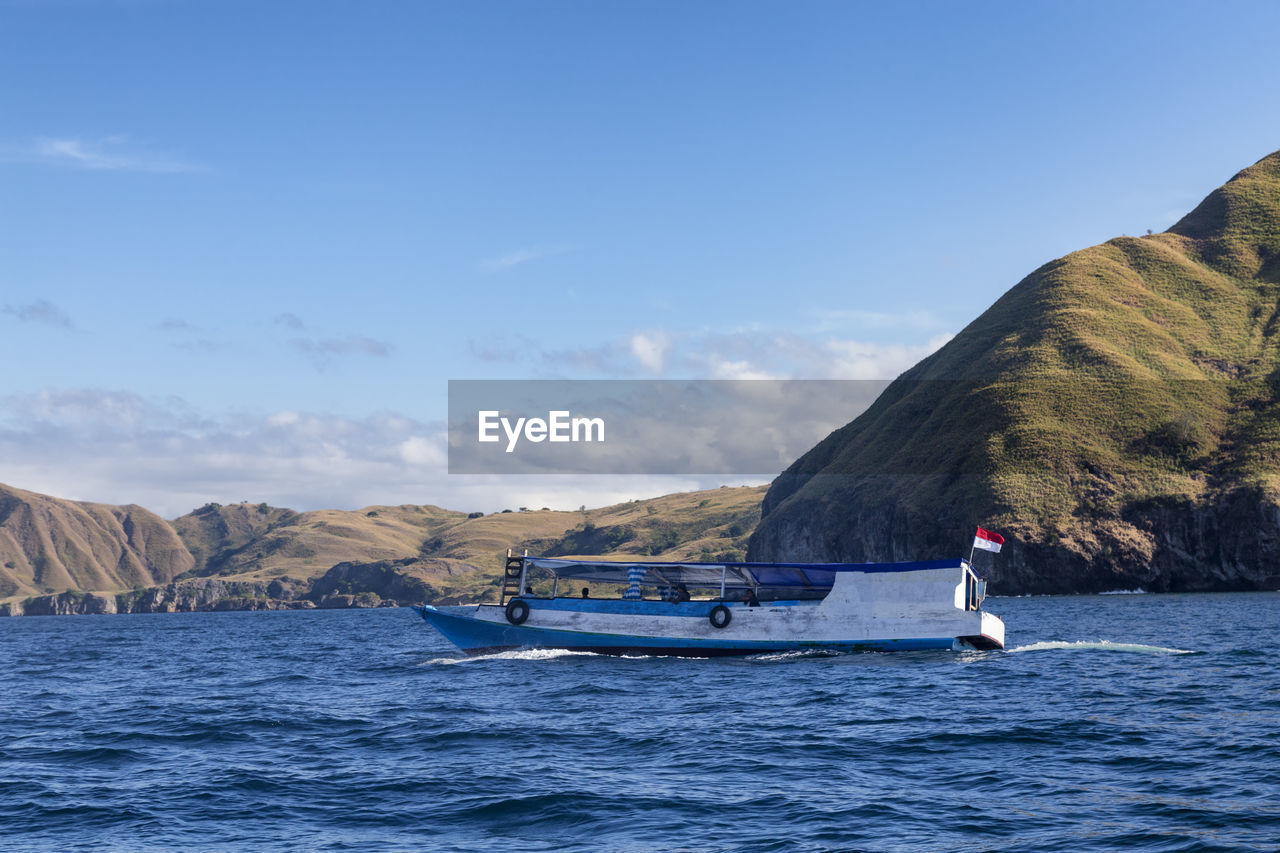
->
xmin=0 ymin=389 xmax=744 ymax=518
xmin=473 ymin=326 xmax=953 ymax=380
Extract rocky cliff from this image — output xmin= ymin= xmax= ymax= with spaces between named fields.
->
xmin=749 ymin=150 xmax=1280 ymax=594
xmin=0 ymin=579 xmax=310 ymax=616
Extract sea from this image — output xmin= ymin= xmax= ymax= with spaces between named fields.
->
xmin=2 ymin=592 xmax=1278 ymax=852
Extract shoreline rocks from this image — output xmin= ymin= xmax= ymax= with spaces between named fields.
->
xmin=0 ymin=561 xmax=435 ymax=616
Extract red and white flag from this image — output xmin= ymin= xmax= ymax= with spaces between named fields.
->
xmin=973 ymin=527 xmax=1004 ymax=554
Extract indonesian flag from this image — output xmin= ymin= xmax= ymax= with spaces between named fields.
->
xmin=973 ymin=527 xmax=1004 ymax=553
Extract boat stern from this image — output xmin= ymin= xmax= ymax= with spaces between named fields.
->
xmin=955 ymin=610 xmax=1005 ymax=650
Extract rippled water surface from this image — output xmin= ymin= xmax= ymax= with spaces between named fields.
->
xmin=3 ymin=593 xmax=1279 ymax=851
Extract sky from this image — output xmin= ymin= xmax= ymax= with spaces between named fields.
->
xmin=2 ymin=0 xmax=1280 ymax=517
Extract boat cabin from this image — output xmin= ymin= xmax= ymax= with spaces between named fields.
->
xmin=500 ymin=553 xmax=989 ymax=612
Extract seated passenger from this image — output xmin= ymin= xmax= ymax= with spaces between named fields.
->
xmin=581 ymin=587 xmax=590 ymax=598
xmin=742 ymin=588 xmax=760 ymax=607
xmin=673 ymin=583 xmax=691 ymax=603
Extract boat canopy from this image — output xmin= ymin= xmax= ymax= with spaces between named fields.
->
xmin=523 ymin=557 xmax=965 ymax=591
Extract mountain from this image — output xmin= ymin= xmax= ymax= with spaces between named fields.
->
xmin=0 ymin=483 xmax=765 ymax=613
xmin=0 ymin=483 xmax=193 ymax=599
xmin=172 ymin=501 xmax=464 ymax=579
xmin=163 ymin=486 xmax=764 ymax=603
xmin=170 ymin=501 xmax=299 ymax=575
xmin=749 ymin=150 xmax=1280 ymax=594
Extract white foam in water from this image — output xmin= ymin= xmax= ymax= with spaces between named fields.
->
xmin=1006 ymin=639 xmax=1193 ymax=655
xmin=753 ymin=649 xmax=844 ymax=662
xmin=1098 ymin=588 xmax=1148 ymax=595
xmin=420 ymin=648 xmax=605 ymax=665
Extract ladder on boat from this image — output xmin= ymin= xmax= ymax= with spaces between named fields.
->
xmin=499 ymin=550 xmax=526 ymax=604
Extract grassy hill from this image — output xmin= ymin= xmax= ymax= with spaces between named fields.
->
xmin=0 ymin=483 xmax=765 ymax=611
xmin=0 ymin=482 xmax=194 ymax=599
xmin=749 ymin=150 xmax=1280 ymax=594
xmin=167 ymin=486 xmax=764 ymax=603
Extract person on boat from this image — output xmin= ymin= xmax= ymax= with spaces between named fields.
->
xmin=672 ymin=583 xmax=691 ymax=603
xmin=581 ymin=587 xmax=590 ymax=598
xmin=524 ymin=584 xmax=535 ymax=596
xmin=742 ymin=587 xmax=760 ymax=607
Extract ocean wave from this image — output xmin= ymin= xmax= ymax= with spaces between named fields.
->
xmin=5 ymin=597 xmax=1277 ymax=852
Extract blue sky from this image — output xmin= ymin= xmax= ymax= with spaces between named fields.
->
xmin=3 ymin=0 xmax=1280 ymax=515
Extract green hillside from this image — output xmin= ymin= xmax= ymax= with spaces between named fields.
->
xmin=749 ymin=150 xmax=1280 ymax=594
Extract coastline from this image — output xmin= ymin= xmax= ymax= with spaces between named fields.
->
xmin=0 ymin=583 xmax=410 ymax=617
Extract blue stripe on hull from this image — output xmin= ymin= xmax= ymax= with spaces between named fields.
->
xmin=413 ymin=606 xmax=956 ymax=657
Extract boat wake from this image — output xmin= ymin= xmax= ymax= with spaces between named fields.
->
xmin=1007 ymin=640 xmax=1194 ymax=655
xmin=419 ymin=648 xmax=607 ymax=665
xmin=751 ymin=649 xmax=848 ymax=662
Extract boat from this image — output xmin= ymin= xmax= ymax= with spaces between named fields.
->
xmin=413 ymin=553 xmax=1004 ymax=656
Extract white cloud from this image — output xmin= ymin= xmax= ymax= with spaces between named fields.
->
xmin=12 ymin=136 xmax=203 ymax=173
xmin=0 ymin=391 xmax=440 ymax=515
xmin=705 ymin=359 xmax=779 ymax=380
xmin=822 ymin=333 xmax=954 ymax=379
xmin=479 ymin=245 xmax=571 ymax=272
xmin=628 ymin=331 xmax=670 ymax=373
xmin=398 ymin=436 xmax=442 ymax=466
xmin=3 ymin=388 xmax=200 ymax=431
xmin=519 ymin=326 xmax=955 ymax=381
xmin=0 ymin=388 xmax=759 ymax=517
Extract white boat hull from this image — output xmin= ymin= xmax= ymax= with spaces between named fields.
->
xmin=416 ymin=562 xmax=1005 ymax=656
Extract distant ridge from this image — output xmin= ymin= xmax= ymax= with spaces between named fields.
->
xmin=0 ymin=482 xmax=765 ymax=613
xmin=749 ymin=150 xmax=1280 ymax=594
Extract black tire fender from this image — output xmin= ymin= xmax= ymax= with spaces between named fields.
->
xmin=709 ymin=604 xmax=732 ymax=629
xmin=506 ymin=598 xmax=530 ymax=625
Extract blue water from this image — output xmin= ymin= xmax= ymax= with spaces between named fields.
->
xmin=2 ymin=593 xmax=1279 ymax=852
